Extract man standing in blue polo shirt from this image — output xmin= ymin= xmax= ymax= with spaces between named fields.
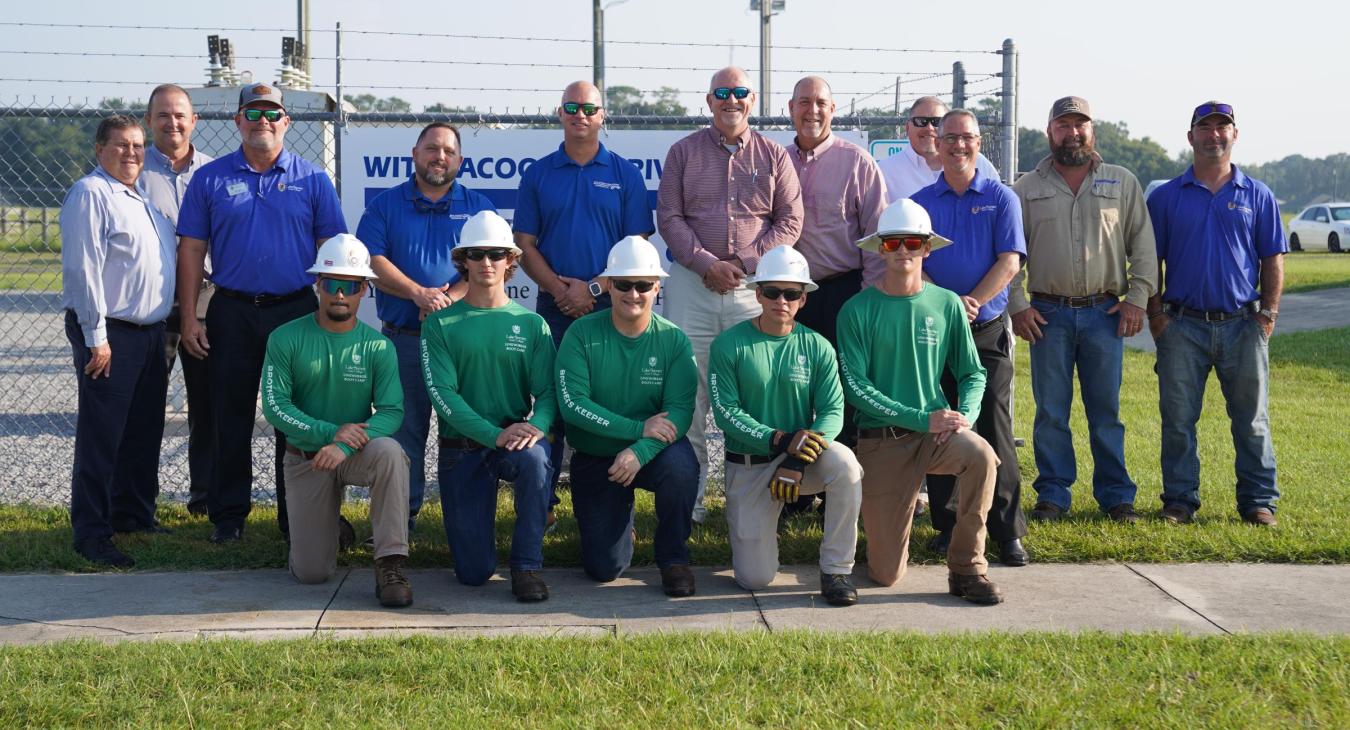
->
xmin=514 ymin=80 xmax=655 ymax=508
xmin=177 ymin=82 xmax=348 ymax=544
xmin=1146 ymin=101 xmax=1284 ymax=527
xmin=358 ymin=122 xmax=495 ymax=529
xmin=911 ymin=109 xmax=1029 ymax=567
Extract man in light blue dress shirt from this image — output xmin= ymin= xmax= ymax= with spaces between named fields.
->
xmin=140 ymin=84 xmax=215 ymax=516
xmin=61 ymin=115 xmax=178 ymax=567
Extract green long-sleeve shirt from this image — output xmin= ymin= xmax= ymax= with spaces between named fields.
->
xmin=836 ymin=284 xmax=986 ymax=432
xmin=708 ymin=318 xmax=844 ymax=456
xmin=261 ymin=315 xmax=404 ymax=455
xmin=555 ymin=311 xmax=698 ymax=465
xmin=420 ymin=298 xmax=557 ymax=447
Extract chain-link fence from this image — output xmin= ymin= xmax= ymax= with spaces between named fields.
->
xmin=0 ymin=97 xmax=1011 ymax=506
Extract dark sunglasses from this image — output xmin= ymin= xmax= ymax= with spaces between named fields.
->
xmin=241 ymin=108 xmax=285 ymax=123
xmin=610 ymin=279 xmax=657 ymax=293
xmin=463 ymin=248 xmax=512 ymax=262
xmin=319 ymin=278 xmax=365 ymax=296
xmin=562 ymin=102 xmax=602 ymax=117
xmin=1190 ymin=102 xmax=1234 ymax=125
xmin=712 ymin=86 xmax=752 ymax=100
xmin=412 ymin=197 xmax=451 ymax=215
xmin=880 ymin=235 xmax=929 ymax=253
xmin=758 ymin=285 xmax=805 ymax=301
xmin=909 ymin=116 xmax=942 ymax=128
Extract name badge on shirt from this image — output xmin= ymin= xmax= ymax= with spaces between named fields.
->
xmin=226 ymin=182 xmax=248 ymax=197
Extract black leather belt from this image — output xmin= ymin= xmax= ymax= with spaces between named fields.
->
xmin=216 ymin=286 xmax=311 ymax=307
xmin=382 ymin=322 xmax=421 ymax=337
xmin=725 ymin=451 xmax=775 ymax=466
xmin=439 ymin=436 xmax=484 ymax=451
xmin=1031 ymin=292 xmax=1115 ymax=308
xmin=106 ymin=318 xmax=164 ymax=331
xmin=1165 ymin=301 xmax=1256 ymax=322
xmin=970 ymin=316 xmax=1005 ymax=333
xmin=858 ymin=426 xmax=918 ymax=440
xmin=284 ymin=444 xmax=320 ymax=460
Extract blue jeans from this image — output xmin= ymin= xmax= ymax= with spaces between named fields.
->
xmin=569 ymin=438 xmax=699 ymax=581
xmin=1028 ymin=299 xmax=1136 ymax=511
xmin=537 ymin=291 xmax=611 ymax=505
xmin=438 ymin=443 xmax=552 ymax=585
xmin=1155 ymin=312 xmax=1278 ymax=515
xmin=385 ymin=328 xmax=432 ymax=530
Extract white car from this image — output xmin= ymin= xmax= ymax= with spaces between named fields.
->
xmin=1288 ymin=203 xmax=1350 ymax=252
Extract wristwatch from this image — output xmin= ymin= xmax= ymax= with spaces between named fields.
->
xmin=1259 ymin=307 xmax=1278 ymax=323
xmin=588 ymin=281 xmax=603 ymax=298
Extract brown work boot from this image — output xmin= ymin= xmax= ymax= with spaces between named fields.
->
xmin=1106 ymin=503 xmax=1139 ymax=524
xmin=660 ymin=564 xmax=697 ymax=597
xmin=374 ymin=555 xmax=413 ymax=608
xmin=1160 ymin=504 xmax=1194 ymax=525
xmin=511 ymin=569 xmax=550 ymax=602
xmin=948 ymin=572 xmax=1003 ymax=605
xmin=1242 ymin=507 xmax=1278 ymax=527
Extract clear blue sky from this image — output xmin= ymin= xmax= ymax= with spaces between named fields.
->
xmin=2 ymin=0 xmax=1343 ymax=165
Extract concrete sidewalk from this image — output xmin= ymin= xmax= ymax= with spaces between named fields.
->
xmin=1124 ymin=285 xmax=1350 ymax=352
xmin=2 ymin=563 xmax=1347 ymax=644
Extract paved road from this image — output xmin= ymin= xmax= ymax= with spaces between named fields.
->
xmin=1124 ymin=285 xmax=1350 ymax=352
xmin=1 ymin=563 xmax=1346 ymax=644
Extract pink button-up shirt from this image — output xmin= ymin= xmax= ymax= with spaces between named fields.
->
xmin=786 ymin=133 xmax=888 ymax=285
xmin=657 ymin=126 xmax=803 ymax=276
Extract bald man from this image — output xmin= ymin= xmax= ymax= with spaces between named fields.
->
xmin=657 ymin=66 xmax=804 ymax=522
xmin=514 ymin=80 xmax=656 ymax=512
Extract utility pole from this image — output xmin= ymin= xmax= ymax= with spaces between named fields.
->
xmin=759 ymin=0 xmax=771 ymax=116
xmin=593 ymin=0 xmax=604 ymax=101
xmin=297 ymin=0 xmax=310 ymax=73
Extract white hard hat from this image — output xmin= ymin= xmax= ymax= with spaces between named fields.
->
xmin=856 ymin=198 xmax=953 ymax=254
xmin=597 ymin=236 xmax=669 ymax=278
xmin=455 ymin=210 xmax=522 ymax=254
xmin=744 ymin=246 xmax=818 ymax=292
xmin=307 ymin=233 xmax=378 ymax=279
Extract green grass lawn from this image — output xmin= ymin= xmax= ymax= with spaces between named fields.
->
xmin=5 ymin=326 xmax=1348 ymax=572
xmin=1282 ymin=251 xmax=1350 ymax=293
xmin=1 ymin=633 xmax=1347 ymax=727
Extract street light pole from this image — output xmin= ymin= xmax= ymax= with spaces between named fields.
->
xmin=593 ymin=0 xmax=605 ymax=102
xmin=759 ymin=0 xmax=771 ymax=116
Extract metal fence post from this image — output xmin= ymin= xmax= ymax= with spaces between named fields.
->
xmin=334 ymin=21 xmax=344 ymax=199
xmin=952 ymin=61 xmax=966 ymax=109
xmin=1001 ymin=38 xmax=1017 ymax=183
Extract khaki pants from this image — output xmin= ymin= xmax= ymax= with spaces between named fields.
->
xmin=282 ymin=436 xmax=410 ymax=584
xmin=856 ymin=429 xmax=996 ymax=586
xmin=724 ymin=442 xmax=863 ymax=590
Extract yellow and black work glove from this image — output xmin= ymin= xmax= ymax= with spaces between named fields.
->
xmin=768 ymin=456 xmax=809 ymax=502
xmin=785 ymin=430 xmax=828 ymax=464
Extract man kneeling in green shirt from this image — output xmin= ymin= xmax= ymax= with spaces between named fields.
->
xmin=421 ymin=211 xmax=558 ymax=602
xmin=839 ymin=199 xmax=1003 ymax=605
xmin=710 ymin=246 xmax=864 ymax=606
xmin=262 ymin=234 xmax=412 ymax=607
xmin=556 ymin=236 xmax=701 ymax=597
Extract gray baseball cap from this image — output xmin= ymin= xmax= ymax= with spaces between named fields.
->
xmin=238 ymin=83 xmax=285 ymax=110
xmin=1048 ymin=96 xmax=1092 ymax=123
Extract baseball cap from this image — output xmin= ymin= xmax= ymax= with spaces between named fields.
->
xmin=1048 ymin=96 xmax=1092 ymax=123
xmin=1190 ymin=101 xmax=1235 ymax=127
xmin=238 ymin=83 xmax=285 ymax=110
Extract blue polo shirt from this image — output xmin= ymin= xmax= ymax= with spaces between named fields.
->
xmin=911 ymin=168 xmax=1026 ymax=323
xmin=1147 ymin=165 xmax=1285 ymax=313
xmin=177 ymin=147 xmax=347 ymax=295
xmin=356 ymin=179 xmax=496 ymax=329
xmin=512 ymin=143 xmax=654 ymax=281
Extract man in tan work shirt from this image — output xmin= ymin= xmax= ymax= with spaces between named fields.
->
xmin=1009 ymin=96 xmax=1158 ymax=524
xmin=657 ymin=65 xmax=804 ymax=522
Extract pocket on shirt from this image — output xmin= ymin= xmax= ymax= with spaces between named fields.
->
xmin=807 ymin=188 xmax=846 ymax=218
xmin=1092 ymin=184 xmax=1122 ymax=236
xmin=734 ymin=168 xmax=776 ymax=216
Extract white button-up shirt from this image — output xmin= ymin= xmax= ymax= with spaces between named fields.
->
xmin=878 ymin=145 xmax=1002 ymax=203
xmin=60 ymin=167 xmax=177 ymax=346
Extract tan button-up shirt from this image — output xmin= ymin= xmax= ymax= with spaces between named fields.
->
xmin=657 ymin=126 xmax=803 ymax=276
xmin=1009 ymin=155 xmax=1158 ymax=313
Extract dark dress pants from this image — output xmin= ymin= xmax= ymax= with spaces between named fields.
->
xmin=164 ymin=304 xmax=215 ymax=512
xmin=65 ymin=311 xmax=168 ymax=544
xmin=205 ymin=291 xmax=317 ymax=532
xmin=927 ymin=315 xmax=1027 ymax=542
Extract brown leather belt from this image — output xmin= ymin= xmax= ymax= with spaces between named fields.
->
xmin=1164 ymin=301 xmax=1257 ymax=322
xmin=725 ymin=451 xmax=775 ymax=466
xmin=857 ymin=426 xmax=918 ymax=440
xmin=439 ymin=436 xmax=484 ymax=451
xmin=284 ymin=444 xmax=320 ymax=460
xmin=1031 ymin=292 xmax=1115 ymax=308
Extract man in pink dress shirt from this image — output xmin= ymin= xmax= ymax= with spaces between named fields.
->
xmin=779 ymin=75 xmax=887 ymax=518
xmin=657 ymin=65 xmax=804 ymax=523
